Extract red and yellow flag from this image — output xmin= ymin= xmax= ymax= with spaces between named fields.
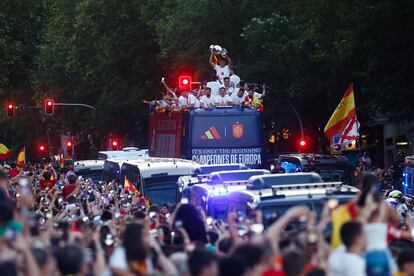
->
xmin=16 ymin=147 xmax=25 ymax=169
xmin=0 ymin=144 xmax=12 ymax=160
xmin=124 ymin=177 xmax=140 ymax=197
xmin=324 ymin=84 xmax=356 ymax=138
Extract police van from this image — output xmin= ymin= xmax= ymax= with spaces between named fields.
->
xmin=177 ymin=163 xmax=249 ymax=200
xmin=121 ymin=158 xmax=198 ymax=205
xmin=148 ymin=107 xmax=265 ymax=168
xmin=277 ymin=153 xmax=356 ymax=186
xmin=102 ymin=156 xmax=148 ymax=184
xmin=74 ymin=160 xmax=105 ymax=184
xmin=189 ymin=169 xmax=270 ymax=219
xmin=227 ymin=173 xmax=358 ymax=225
xmin=98 ymin=147 xmax=149 ymax=160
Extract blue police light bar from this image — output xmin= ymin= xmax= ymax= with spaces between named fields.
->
xmin=247 ymin=173 xmax=323 ymax=190
xmin=208 ymin=169 xmax=270 ymax=185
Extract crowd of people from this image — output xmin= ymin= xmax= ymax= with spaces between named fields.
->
xmin=1 ymin=159 xmax=414 ymax=276
xmin=143 ymin=49 xmax=265 ymax=113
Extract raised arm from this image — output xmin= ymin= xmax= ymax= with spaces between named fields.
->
xmin=209 ymin=52 xmax=216 ymax=68
xmin=265 ymin=206 xmax=309 ymax=255
xmin=262 ymin=84 xmax=266 ymax=97
xmin=226 ymin=55 xmax=232 ymax=68
xmin=161 ymin=78 xmax=175 ymax=95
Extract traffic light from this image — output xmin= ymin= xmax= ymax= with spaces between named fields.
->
xmin=44 ymin=99 xmax=54 ymax=115
xmin=178 ymin=76 xmax=191 ymax=90
xmin=39 ymin=144 xmax=46 ymax=152
xmin=66 ymin=141 xmax=73 ymax=154
xmin=6 ymin=102 xmax=15 ymax=118
xmin=299 ymin=139 xmax=306 ymax=147
xmin=111 ymin=139 xmax=119 ymax=150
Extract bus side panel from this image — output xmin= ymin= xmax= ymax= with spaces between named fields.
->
xmin=187 ymin=109 xmax=265 ymax=168
xmin=148 ymin=112 xmax=183 ymax=158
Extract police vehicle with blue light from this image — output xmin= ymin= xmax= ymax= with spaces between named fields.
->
xmin=188 ymin=169 xmax=270 ymax=218
xmin=227 ymin=173 xmax=359 ymax=225
xmin=177 ymin=163 xmax=249 ymax=200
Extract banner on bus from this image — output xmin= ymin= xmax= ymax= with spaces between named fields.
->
xmin=191 ymin=147 xmax=264 ymax=168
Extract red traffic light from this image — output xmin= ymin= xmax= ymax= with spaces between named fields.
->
xmin=111 ymin=139 xmax=119 ymax=150
xmin=6 ymin=102 xmax=15 ymax=117
xmin=299 ymin=140 xmax=306 ymax=147
xmin=39 ymin=145 xmax=45 ymax=151
xmin=179 ymin=76 xmax=191 ymax=90
xmin=44 ymin=99 xmax=55 ymax=115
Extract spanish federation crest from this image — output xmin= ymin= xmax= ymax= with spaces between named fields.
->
xmin=232 ymin=123 xmax=244 ymax=139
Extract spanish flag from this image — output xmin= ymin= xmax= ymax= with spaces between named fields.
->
xmin=324 ymin=84 xmax=356 ymax=138
xmin=0 ymin=144 xmax=12 ymax=160
xmin=124 ymin=177 xmax=140 ymax=196
xmin=16 ymin=147 xmax=25 ymax=169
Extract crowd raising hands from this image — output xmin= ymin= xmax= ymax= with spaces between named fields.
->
xmin=2 ymin=161 xmax=414 ymax=275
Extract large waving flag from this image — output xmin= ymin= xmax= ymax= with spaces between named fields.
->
xmin=0 ymin=144 xmax=12 ymax=160
xmin=324 ymin=84 xmax=356 ymax=138
xmin=124 ymin=177 xmax=140 ymax=196
xmin=16 ymin=147 xmax=25 ymax=169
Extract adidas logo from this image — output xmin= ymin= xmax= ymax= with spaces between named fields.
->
xmin=201 ymin=126 xmax=221 ymax=140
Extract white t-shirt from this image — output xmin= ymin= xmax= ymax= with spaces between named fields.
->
xmin=214 ymin=65 xmax=230 ymax=82
xmin=200 ymin=95 xmax=215 ymax=107
xmin=230 ymin=74 xmax=240 ymax=87
xmin=230 ymin=91 xmax=247 ymax=105
xmin=207 ymin=81 xmax=221 ymax=97
xmin=214 ymin=95 xmax=230 ymax=106
xmin=178 ymin=94 xmax=196 ymax=108
xmin=194 ymin=97 xmax=200 ymax=108
xmin=328 ymin=246 xmax=366 ymax=276
xmin=225 ymin=86 xmax=234 ymax=95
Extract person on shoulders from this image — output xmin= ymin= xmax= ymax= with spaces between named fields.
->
xmin=214 ymin=88 xmax=230 ymax=107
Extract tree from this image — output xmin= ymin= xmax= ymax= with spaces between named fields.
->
xmin=33 ymin=0 xmax=161 ymax=153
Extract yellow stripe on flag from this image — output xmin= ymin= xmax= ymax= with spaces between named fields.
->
xmin=0 ymin=143 xmax=12 ymax=160
xmin=205 ymin=130 xmax=214 ymax=139
xmin=16 ymin=147 xmax=25 ymax=168
xmin=324 ymin=84 xmax=356 ymax=138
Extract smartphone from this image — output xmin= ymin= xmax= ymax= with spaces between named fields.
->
xmin=175 ymin=220 xmax=183 ymax=228
xmin=250 ymin=223 xmax=264 ymax=234
xmin=371 ymin=184 xmax=382 ymax=202
xmin=180 ymin=198 xmax=189 ymax=204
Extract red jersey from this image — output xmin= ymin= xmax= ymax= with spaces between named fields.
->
xmin=40 ymin=179 xmax=56 ymax=190
xmin=9 ymin=168 xmax=20 ymax=178
xmin=62 ymin=184 xmax=77 ymax=199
